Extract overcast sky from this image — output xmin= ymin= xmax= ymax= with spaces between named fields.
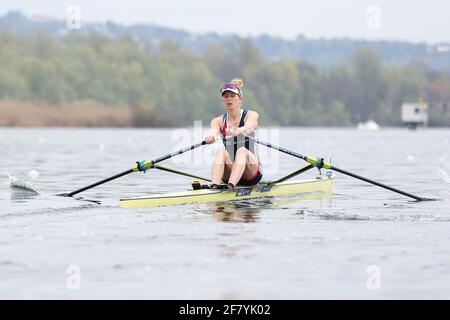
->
xmin=1 ymin=0 xmax=449 ymax=44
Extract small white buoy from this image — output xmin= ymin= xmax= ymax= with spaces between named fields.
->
xmin=28 ymin=170 xmax=40 ymax=180
xmin=406 ymin=155 xmax=415 ymax=162
xmin=98 ymin=144 xmax=105 ymax=151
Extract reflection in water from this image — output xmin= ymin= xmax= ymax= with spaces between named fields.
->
xmin=193 ymin=192 xmax=335 ymax=223
xmin=73 ymin=196 xmax=102 ymax=205
xmin=9 ymin=188 xmax=101 ymax=205
xmin=208 ymin=202 xmax=260 ymax=223
xmin=10 ymin=189 xmax=39 ymax=202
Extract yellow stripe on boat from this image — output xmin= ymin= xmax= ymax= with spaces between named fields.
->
xmin=119 ymin=177 xmax=334 ymax=208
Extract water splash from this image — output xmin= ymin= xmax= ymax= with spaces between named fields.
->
xmin=439 ymin=157 xmax=450 ymax=184
xmin=4 ymin=169 xmax=40 ymax=194
xmin=440 ymin=170 xmax=450 ymax=184
xmin=27 ymin=170 xmax=40 ymax=180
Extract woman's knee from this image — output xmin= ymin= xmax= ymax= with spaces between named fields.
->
xmin=235 ymin=147 xmax=250 ymax=163
xmin=236 ymin=147 xmax=259 ymax=165
xmin=214 ymin=148 xmax=231 ymax=163
xmin=236 ymin=147 xmax=249 ymax=156
xmin=215 ymin=148 xmax=227 ymax=157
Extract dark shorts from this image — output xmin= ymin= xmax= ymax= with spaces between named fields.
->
xmin=238 ymin=168 xmax=263 ymax=186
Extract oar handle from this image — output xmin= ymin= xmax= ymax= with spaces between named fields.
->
xmin=63 ymin=141 xmax=206 ymax=197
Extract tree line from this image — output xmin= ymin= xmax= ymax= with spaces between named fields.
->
xmin=0 ymin=31 xmax=449 ymax=126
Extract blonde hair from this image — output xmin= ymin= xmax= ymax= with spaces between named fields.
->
xmin=230 ymin=78 xmax=244 ymax=90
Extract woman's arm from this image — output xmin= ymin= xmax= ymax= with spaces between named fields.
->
xmin=204 ymin=117 xmax=221 ymax=144
xmin=237 ymin=110 xmax=259 ymax=136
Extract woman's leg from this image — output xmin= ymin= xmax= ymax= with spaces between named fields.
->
xmin=211 ymin=148 xmax=233 ymax=184
xmin=228 ymin=147 xmax=260 ymax=186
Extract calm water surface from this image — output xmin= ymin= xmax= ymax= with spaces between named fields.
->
xmin=0 ymin=127 xmax=449 ymax=299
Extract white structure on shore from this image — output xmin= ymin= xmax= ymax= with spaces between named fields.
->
xmin=401 ymin=100 xmax=428 ymax=129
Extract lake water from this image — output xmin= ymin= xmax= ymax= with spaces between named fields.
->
xmin=1 ymin=127 xmax=449 ymax=299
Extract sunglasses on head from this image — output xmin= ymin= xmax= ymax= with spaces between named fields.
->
xmin=220 ymin=83 xmax=242 ymax=97
xmin=221 ymin=83 xmax=238 ymax=91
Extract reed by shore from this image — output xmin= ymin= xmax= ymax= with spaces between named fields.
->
xmin=0 ymin=100 xmax=132 ymax=127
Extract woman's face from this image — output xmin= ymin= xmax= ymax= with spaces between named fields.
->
xmin=222 ymin=91 xmax=242 ymax=110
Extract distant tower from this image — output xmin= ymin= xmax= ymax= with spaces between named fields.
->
xmin=401 ymin=98 xmax=428 ymax=130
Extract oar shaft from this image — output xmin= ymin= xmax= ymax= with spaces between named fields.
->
xmin=66 ymin=169 xmax=134 ymax=197
xmin=252 ymin=136 xmax=427 ymax=201
xmin=150 ymin=141 xmax=207 ymax=166
xmin=64 ymin=141 xmax=206 ymax=197
xmin=270 ymin=164 xmax=315 ymax=184
xmin=154 ymin=165 xmax=212 ymax=182
xmin=253 ymin=139 xmax=307 ymax=160
xmin=331 ymin=166 xmax=425 ymax=201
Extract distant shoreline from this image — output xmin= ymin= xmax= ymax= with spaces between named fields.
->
xmin=1 ymin=101 xmax=447 ymax=128
xmin=0 ymin=100 xmax=133 ymax=127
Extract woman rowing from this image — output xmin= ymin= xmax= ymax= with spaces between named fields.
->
xmin=204 ymin=79 xmax=262 ymax=189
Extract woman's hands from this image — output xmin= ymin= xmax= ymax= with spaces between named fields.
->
xmin=204 ymin=136 xmax=217 ymax=144
xmin=225 ymin=127 xmax=241 ymax=137
xmin=205 ymin=127 xmax=241 ymax=144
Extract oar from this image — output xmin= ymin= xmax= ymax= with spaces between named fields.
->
xmin=153 ymin=165 xmax=212 ymax=182
xmin=268 ymin=164 xmax=315 ymax=184
xmin=250 ymin=137 xmax=429 ymax=201
xmin=61 ymin=141 xmax=206 ymax=197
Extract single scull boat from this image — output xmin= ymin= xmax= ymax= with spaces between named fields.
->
xmin=62 ymin=138 xmax=429 ymax=204
xmin=119 ymin=177 xmax=334 ymax=208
